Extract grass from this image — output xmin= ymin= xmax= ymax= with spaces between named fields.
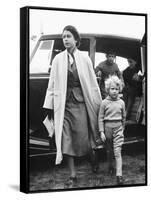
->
xmin=29 ymin=149 xmax=146 ymax=192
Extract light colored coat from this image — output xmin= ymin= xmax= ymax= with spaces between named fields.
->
xmin=43 ymin=49 xmax=102 ymax=164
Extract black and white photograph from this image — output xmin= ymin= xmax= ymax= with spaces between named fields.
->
xmin=20 ymin=6 xmax=147 ymax=193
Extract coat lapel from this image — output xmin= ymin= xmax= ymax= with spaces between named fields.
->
xmin=55 ymin=50 xmax=68 ymax=164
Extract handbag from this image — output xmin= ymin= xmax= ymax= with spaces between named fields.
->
xmin=43 ymin=116 xmax=55 ymax=137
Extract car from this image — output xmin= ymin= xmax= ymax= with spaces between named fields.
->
xmin=29 ymin=33 xmax=146 ymax=158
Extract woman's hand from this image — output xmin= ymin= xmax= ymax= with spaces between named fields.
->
xmin=100 ymin=131 xmax=106 ymax=142
xmin=96 ymin=137 xmax=102 ymax=146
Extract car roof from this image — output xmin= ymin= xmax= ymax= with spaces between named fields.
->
xmin=39 ymin=33 xmax=142 ymax=64
xmin=40 ymin=33 xmax=141 ymax=42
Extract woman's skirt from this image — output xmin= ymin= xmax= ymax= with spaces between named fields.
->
xmin=62 ymin=94 xmax=91 ymax=157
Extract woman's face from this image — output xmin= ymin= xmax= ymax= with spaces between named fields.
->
xmin=127 ymin=59 xmax=136 ymax=68
xmin=62 ymin=30 xmax=77 ymax=51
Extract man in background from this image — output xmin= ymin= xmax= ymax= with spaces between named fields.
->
xmin=95 ymin=50 xmax=122 ymax=99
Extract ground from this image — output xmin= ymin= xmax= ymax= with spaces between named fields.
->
xmin=29 ymin=143 xmax=146 ymax=192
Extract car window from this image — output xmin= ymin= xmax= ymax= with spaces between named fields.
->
xmin=30 ymin=40 xmax=54 ymax=74
xmin=79 ymin=38 xmax=90 ymax=56
xmin=94 ymin=37 xmax=129 ymax=72
xmin=50 ymin=38 xmax=65 ymax=66
xmin=95 ymin=52 xmax=128 ymax=72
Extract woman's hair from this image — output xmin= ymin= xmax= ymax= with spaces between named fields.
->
xmin=62 ymin=25 xmax=81 ymax=47
xmin=105 ymin=75 xmax=123 ymax=93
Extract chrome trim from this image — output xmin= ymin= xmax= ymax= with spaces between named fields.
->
xmin=30 ymin=152 xmax=56 ymax=157
xmin=29 ymin=76 xmax=49 ymax=80
xmin=30 ymin=139 xmax=49 ymax=146
xmin=30 ymin=147 xmax=50 ymax=151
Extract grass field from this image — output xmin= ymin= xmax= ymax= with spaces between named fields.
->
xmin=29 ymin=143 xmax=146 ymax=192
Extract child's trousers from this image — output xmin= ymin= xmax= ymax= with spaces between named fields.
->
xmin=104 ymin=123 xmax=124 ymax=176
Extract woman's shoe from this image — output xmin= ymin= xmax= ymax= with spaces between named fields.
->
xmin=92 ymin=164 xmax=99 ymax=173
xmin=116 ymin=176 xmax=124 ymax=185
xmin=65 ymin=176 xmax=77 ymax=187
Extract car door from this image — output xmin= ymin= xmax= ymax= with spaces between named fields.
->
xmin=30 ymin=38 xmax=59 ymax=139
xmin=140 ymin=33 xmax=146 ymax=126
xmin=29 ymin=38 xmax=60 ymax=156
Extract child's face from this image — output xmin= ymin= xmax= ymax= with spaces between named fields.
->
xmin=106 ymin=54 xmax=116 ymax=64
xmin=108 ymin=83 xmax=119 ymax=99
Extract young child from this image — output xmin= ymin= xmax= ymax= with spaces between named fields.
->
xmin=98 ymin=75 xmax=126 ymax=185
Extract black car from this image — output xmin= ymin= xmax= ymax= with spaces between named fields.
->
xmin=29 ymin=33 xmax=146 ymax=158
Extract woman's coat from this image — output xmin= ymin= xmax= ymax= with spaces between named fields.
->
xmin=43 ymin=49 xmax=102 ymax=164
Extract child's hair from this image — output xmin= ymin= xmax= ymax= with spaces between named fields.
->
xmin=105 ymin=75 xmax=123 ymax=93
xmin=106 ymin=49 xmax=116 ymax=57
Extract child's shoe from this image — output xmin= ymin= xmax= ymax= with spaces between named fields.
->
xmin=65 ymin=176 xmax=77 ymax=187
xmin=92 ymin=164 xmax=99 ymax=173
xmin=116 ymin=176 xmax=124 ymax=185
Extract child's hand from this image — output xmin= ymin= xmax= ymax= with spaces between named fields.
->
xmin=97 ymin=71 xmax=102 ymax=77
xmin=100 ymin=132 xmax=106 ymax=142
xmin=96 ymin=137 xmax=102 ymax=146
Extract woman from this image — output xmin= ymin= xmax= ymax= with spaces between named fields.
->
xmin=43 ymin=25 xmax=102 ymax=183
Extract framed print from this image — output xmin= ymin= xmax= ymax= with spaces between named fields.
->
xmin=20 ymin=6 xmax=147 ymax=193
